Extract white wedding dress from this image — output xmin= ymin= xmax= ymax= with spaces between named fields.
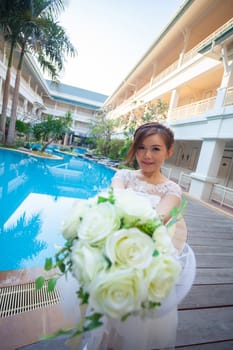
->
xmin=77 ymin=170 xmax=196 ymax=350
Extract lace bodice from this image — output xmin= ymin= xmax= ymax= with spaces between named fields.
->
xmin=112 ymin=169 xmax=182 ymax=207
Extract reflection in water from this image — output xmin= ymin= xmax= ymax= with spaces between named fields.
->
xmin=0 ymin=149 xmax=115 ymax=271
xmin=1 ymin=212 xmax=45 ymax=271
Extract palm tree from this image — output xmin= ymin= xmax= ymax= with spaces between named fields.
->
xmin=32 ymin=111 xmax=72 ymax=152
xmin=0 ymin=0 xmax=24 ymax=143
xmin=0 ymin=0 xmax=76 ymax=145
xmin=6 ymin=0 xmax=76 ymax=146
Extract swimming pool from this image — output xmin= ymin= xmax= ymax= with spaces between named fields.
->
xmin=0 ymin=148 xmax=115 ymax=271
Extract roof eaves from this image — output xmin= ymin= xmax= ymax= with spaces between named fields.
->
xmin=51 ymin=95 xmax=102 ymax=110
xmin=104 ymin=0 xmax=195 ymax=104
xmin=198 ymin=24 xmax=233 ymax=54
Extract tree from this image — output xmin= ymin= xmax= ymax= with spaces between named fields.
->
xmin=118 ymin=98 xmax=168 ymax=140
xmin=89 ymin=109 xmax=117 ymax=156
xmin=6 ymin=0 xmax=76 ymax=146
xmin=32 ymin=111 xmax=72 ymax=152
xmin=0 ymin=0 xmax=26 ymax=142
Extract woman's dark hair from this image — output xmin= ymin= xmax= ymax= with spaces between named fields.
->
xmin=125 ymin=122 xmax=174 ymax=164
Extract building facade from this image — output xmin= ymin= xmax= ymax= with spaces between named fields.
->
xmin=0 ymin=36 xmax=108 ymax=140
xmin=104 ymin=0 xmax=233 ymax=207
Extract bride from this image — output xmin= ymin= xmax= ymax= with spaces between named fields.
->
xmin=78 ymin=122 xmax=196 ymax=350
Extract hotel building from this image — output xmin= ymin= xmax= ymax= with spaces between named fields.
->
xmin=0 ymin=0 xmax=232 ymax=208
xmin=104 ymin=0 xmax=233 ymax=208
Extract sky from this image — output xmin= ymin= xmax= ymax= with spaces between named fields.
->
xmin=58 ymin=0 xmax=185 ymax=96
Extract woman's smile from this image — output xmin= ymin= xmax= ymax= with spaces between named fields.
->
xmin=141 ymin=160 xmax=154 ymax=166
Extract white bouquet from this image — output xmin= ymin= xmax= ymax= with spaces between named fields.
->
xmin=36 ymin=188 xmax=183 ymax=337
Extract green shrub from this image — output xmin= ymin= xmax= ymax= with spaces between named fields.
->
xmin=108 ymin=139 xmax=125 ymax=160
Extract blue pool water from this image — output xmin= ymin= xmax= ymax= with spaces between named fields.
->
xmin=0 ymin=148 xmax=115 ymax=271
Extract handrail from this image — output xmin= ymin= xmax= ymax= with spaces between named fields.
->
xmin=178 ymin=172 xmax=191 ymax=192
xmin=209 ymin=184 xmax=233 ymax=209
xmin=225 ymin=87 xmax=233 ymax=106
xmin=161 ymin=166 xmax=172 ymax=179
xmin=169 ymin=97 xmax=216 ymax=120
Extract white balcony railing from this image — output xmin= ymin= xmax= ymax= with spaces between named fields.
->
xmin=161 ymin=166 xmax=172 ymax=179
xmin=159 ymin=168 xmax=233 ymax=210
xmin=225 ymin=87 xmax=233 ymax=106
xmin=169 ymin=97 xmax=216 ymax=121
xmin=209 ymin=184 xmax=233 ymax=209
xmin=178 ymin=172 xmax=192 ymax=192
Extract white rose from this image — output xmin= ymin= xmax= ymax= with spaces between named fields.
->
xmin=145 ymin=255 xmax=181 ymax=302
xmin=78 ymin=202 xmax=120 ymax=244
xmin=71 ymin=240 xmax=106 ymax=287
xmin=152 ymin=225 xmax=176 ymax=254
xmin=62 ymin=200 xmax=88 ymax=239
xmin=105 ymin=228 xmax=154 ymax=268
xmin=114 ymin=189 xmax=157 ymax=223
xmin=89 ymin=269 xmax=146 ymax=318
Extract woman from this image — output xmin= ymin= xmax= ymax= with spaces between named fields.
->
xmin=79 ymin=122 xmax=196 ymax=350
xmin=112 ymin=121 xmax=187 ymax=255
xmin=112 ymin=121 xmax=181 ymax=224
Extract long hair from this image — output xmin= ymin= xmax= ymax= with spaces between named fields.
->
xmin=125 ymin=122 xmax=174 ymax=165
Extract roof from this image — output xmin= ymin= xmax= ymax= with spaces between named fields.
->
xmin=46 ymin=80 xmax=108 ymax=110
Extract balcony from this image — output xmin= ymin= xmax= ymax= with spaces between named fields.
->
xmin=169 ymin=97 xmax=216 ymax=121
xmin=169 ymin=85 xmax=233 ymax=121
xmin=109 ymin=20 xmax=233 ymax=120
xmin=225 ymin=87 xmax=233 ymax=106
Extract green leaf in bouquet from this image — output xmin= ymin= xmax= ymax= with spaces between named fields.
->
xmin=48 ymin=278 xmax=57 ymax=292
xmin=167 ymin=197 xmax=187 ymax=228
xmin=120 ymin=217 xmax=142 ymax=229
xmin=97 ymin=195 xmax=115 ymax=205
xmin=142 ymin=300 xmax=161 ymax=309
xmin=108 ymin=187 xmax=115 ymax=204
xmin=40 ymin=327 xmax=73 ymax=340
xmin=84 ymin=312 xmax=103 ymax=331
xmin=180 ymin=197 xmax=187 ymax=211
xmin=166 ymin=216 xmax=178 ymax=228
xmin=97 ymin=188 xmax=115 ymax=205
xmin=152 ymin=249 xmax=159 ymax=257
xmin=120 ymin=217 xmax=131 ymax=229
xmin=121 ymin=312 xmax=132 ymax=322
xmin=104 ymin=255 xmax=112 ymax=268
xmin=137 ymin=219 xmax=162 ymax=236
xmin=41 ymin=313 xmax=103 ymax=340
xmin=170 ymin=197 xmax=187 ymax=218
xmin=57 ymin=260 xmax=66 ymax=273
xmin=44 ymin=257 xmax=53 ymax=271
xmin=35 ymin=276 xmax=45 ymax=290
xmin=65 ymin=238 xmax=75 ymax=249
xmin=97 ymin=196 xmax=108 ymax=203
xmin=77 ymin=287 xmax=89 ymax=304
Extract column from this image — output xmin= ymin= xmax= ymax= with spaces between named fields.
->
xmin=189 ymin=139 xmax=225 ymax=200
xmin=214 ymin=43 xmax=233 ymax=109
xmin=167 ymin=29 xmax=189 ymax=120
xmin=167 ymin=89 xmax=179 ymax=120
xmin=0 ymin=77 xmax=3 ymax=100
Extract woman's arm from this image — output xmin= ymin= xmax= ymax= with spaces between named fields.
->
xmin=157 ymin=193 xmax=187 ymax=254
xmin=156 ymin=194 xmax=181 ymax=224
xmin=111 ymin=170 xmax=127 ymax=189
xmin=111 ymin=176 xmax=125 ymax=189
